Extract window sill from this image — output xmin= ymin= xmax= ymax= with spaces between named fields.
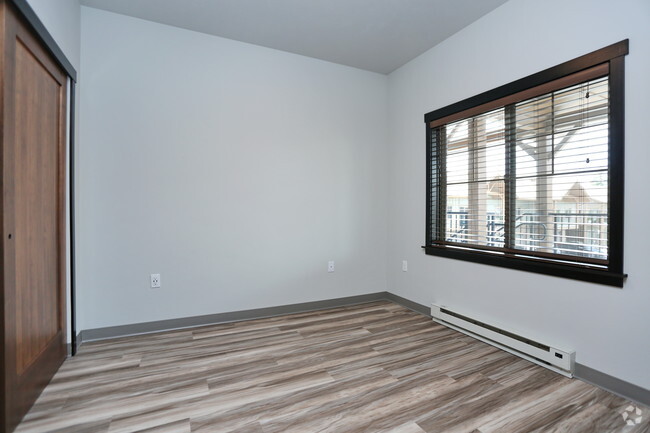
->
xmin=423 ymin=245 xmax=626 ymax=287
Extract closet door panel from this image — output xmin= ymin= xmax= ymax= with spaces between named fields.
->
xmin=1 ymin=1 xmax=68 ymax=431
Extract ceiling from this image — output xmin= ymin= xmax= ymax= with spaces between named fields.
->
xmin=79 ymin=0 xmax=508 ymax=74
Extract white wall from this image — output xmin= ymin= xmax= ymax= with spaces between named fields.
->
xmin=387 ymin=0 xmax=650 ymax=388
xmin=27 ymin=0 xmax=81 ymax=344
xmin=78 ymin=7 xmax=388 ymax=330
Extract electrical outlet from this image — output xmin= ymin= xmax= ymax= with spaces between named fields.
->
xmin=328 ymin=261 xmax=335 ymax=273
xmin=150 ymin=273 xmax=161 ymax=288
xmin=402 ymin=260 xmax=408 ymax=272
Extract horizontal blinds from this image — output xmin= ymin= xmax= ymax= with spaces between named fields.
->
xmin=430 ymin=128 xmax=441 ymax=241
xmin=431 ymin=72 xmax=609 ymax=265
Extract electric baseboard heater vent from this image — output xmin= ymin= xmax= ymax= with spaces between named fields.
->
xmin=431 ymin=304 xmax=575 ymax=377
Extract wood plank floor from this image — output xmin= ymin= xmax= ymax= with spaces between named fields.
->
xmin=15 ymin=301 xmax=649 ymax=433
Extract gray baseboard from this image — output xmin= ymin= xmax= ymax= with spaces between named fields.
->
xmin=383 ymin=292 xmax=431 ymax=316
xmin=575 ymin=363 xmax=650 ymax=407
xmin=79 ymin=292 xmax=390 ymax=343
xmin=76 ymin=291 xmax=648 ymax=408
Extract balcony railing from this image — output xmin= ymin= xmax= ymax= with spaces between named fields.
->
xmin=445 ymin=211 xmax=607 ymax=259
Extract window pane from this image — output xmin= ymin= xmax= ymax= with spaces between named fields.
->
xmin=553 ymin=123 xmax=608 ymax=174
xmin=446 ymin=119 xmax=469 ymax=184
xmin=512 ymin=76 xmax=609 ymax=261
xmin=554 ymin=78 xmax=609 ymax=175
xmin=515 ymin=172 xmax=608 ymax=260
xmin=443 ymin=109 xmax=506 ymax=248
xmin=446 ymin=181 xmax=505 ymax=247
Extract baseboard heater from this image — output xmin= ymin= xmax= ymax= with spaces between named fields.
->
xmin=431 ymin=304 xmax=575 ymax=377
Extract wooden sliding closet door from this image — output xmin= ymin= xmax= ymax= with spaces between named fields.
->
xmin=1 ymin=1 xmax=68 ymax=431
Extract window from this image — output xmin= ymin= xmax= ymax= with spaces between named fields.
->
xmin=424 ymin=40 xmax=629 ymax=287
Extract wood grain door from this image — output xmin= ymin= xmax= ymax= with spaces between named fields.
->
xmin=1 ymin=1 xmax=68 ymax=431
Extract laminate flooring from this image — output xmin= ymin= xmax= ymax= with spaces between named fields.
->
xmin=15 ymin=301 xmax=650 ymax=432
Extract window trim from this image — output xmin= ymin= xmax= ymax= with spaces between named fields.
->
xmin=423 ymin=40 xmax=629 ymax=287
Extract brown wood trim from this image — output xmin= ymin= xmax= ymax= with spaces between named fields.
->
xmin=425 ymin=244 xmax=625 ymax=287
xmin=432 ymin=241 xmax=609 ymax=267
xmin=429 ymin=63 xmax=609 ymax=129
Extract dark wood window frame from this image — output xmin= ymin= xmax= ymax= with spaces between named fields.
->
xmin=423 ymin=40 xmax=629 ymax=287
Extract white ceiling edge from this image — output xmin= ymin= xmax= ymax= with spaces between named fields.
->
xmin=78 ymin=0 xmax=509 ymax=74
